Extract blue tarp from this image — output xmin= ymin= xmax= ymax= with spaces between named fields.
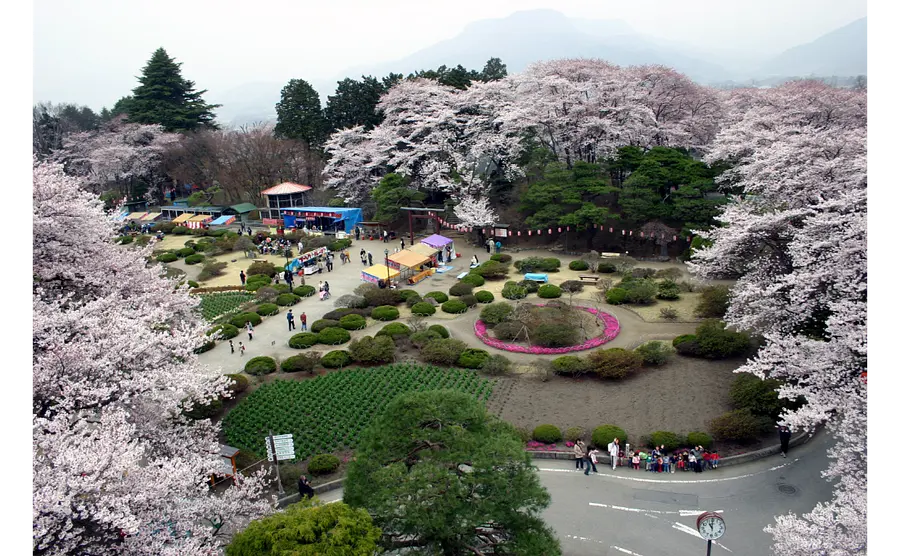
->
xmin=210 ymin=215 xmax=235 ymax=225
xmin=282 ymin=207 xmax=363 ymax=233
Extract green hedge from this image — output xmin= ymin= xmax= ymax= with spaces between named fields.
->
xmin=317 ymin=327 xmax=351 ymax=345
xmin=247 ymin=260 xmax=277 ymax=277
xmin=460 ymin=294 xmax=477 ymax=307
xmin=474 ymin=290 xmax=494 ymax=303
xmin=209 ymin=323 xmax=240 ymax=340
xmin=480 ymin=302 xmax=514 ymax=326
xmin=588 ymin=348 xmax=644 ymax=379
xmin=172 ymin=226 xmax=190 ymax=235
xmin=501 ymin=283 xmax=528 ymax=300
xmin=551 ymin=355 xmax=590 ymax=376
xmin=647 ymin=431 xmax=685 ymax=449
xmin=708 ymin=409 xmax=768 ymax=443
xmin=538 ymin=284 xmax=562 ymax=298
xmin=116 ymin=235 xmax=134 ymax=245
xmin=635 ymin=341 xmax=675 ymax=366
xmin=348 ymin=335 xmax=395 ymax=364
xmin=449 ymin=282 xmax=474 ymax=296
xmin=518 ymin=280 xmax=540 ymax=294
xmin=307 ymin=453 xmax=340 ymax=476
xmin=244 ymin=356 xmax=276 ymax=376
xmin=281 ymin=354 xmax=319 ymax=373
xmin=410 ymin=302 xmax=436 ymax=316
xmin=339 ymin=314 xmax=367 ymax=330
xmin=375 ymin=323 xmax=411 ymax=338
xmin=321 ymin=350 xmax=352 ymax=368
xmin=176 ymin=247 xmax=195 ymax=258
xmin=371 ymin=306 xmax=400 ymax=321
xmin=470 ymin=260 xmax=509 ymax=279
xmin=157 ymin=252 xmax=178 ymax=263
xmin=420 ymin=338 xmax=467 ymax=365
xmin=311 ymin=319 xmax=340 ymax=333
xmin=255 ymin=303 xmax=279 ymax=316
xmin=275 ymin=293 xmax=301 ymax=306
xmin=457 ymin=348 xmax=490 ymax=369
xmin=591 ymin=425 xmax=627 ymax=448
xmin=605 ymin=287 xmax=628 ymax=305
xmin=514 ymin=257 xmax=560 ymax=273
xmin=568 ymin=260 xmax=589 ymax=271
xmin=490 ymin=253 xmax=512 ymax=263
xmin=288 ymin=332 xmax=319 ymax=349
xmin=294 ymin=285 xmax=316 ymax=298
xmin=687 ymin=432 xmax=714 ymax=448
xmin=532 ymin=424 xmax=562 ymax=444
xmin=423 ymin=291 xmax=449 ymax=303
xmin=597 ymin=263 xmax=617 ymax=273
xmin=428 ymin=324 xmax=450 ymax=338
xmin=441 ymin=299 xmax=468 ymax=314
xmin=230 ymin=312 xmax=262 ymax=328
xmin=184 ymin=254 xmax=204 ymax=265
xmin=398 ymin=289 xmax=421 ymax=302
xmin=225 ymin=373 xmax=249 ymax=393
xmin=460 ymin=273 xmax=486 ymax=287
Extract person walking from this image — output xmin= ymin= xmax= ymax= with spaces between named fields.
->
xmin=300 ymin=312 xmax=307 ymax=331
xmin=326 ymin=254 xmax=333 ymax=272
xmin=778 ymin=425 xmax=792 ymax=457
xmin=367 ymin=251 xmax=373 ymax=266
xmin=246 ymin=321 xmax=253 ymax=341
xmin=360 ymin=248 xmax=366 ymax=265
xmin=583 ymin=446 xmax=593 ymax=476
xmin=239 ymin=342 xmax=245 ymax=356
xmin=607 ymin=438 xmax=619 ymax=470
xmin=287 ymin=309 xmax=295 ymax=331
xmin=355 ymin=226 xmax=361 ymax=241
xmin=484 ymin=238 xmax=491 ymax=254
xmin=239 ymin=270 xmax=246 ymax=286
xmin=588 ymin=447 xmax=600 ymax=474
xmin=297 ymin=475 xmax=315 ymax=500
xmin=574 ymin=440 xmax=586 ymax=470
xmin=229 ymin=340 xmax=234 ymax=354
xmin=400 ymin=238 xmax=406 ymax=250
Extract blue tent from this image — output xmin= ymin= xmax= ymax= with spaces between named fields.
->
xmin=282 ymin=207 xmax=363 ymax=233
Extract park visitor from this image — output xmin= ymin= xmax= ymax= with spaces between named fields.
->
xmin=239 ymin=270 xmax=246 ymax=285
xmin=287 ymin=309 xmax=295 ymax=331
xmin=573 ymin=440 xmax=586 ymax=470
xmin=229 ymin=340 xmax=234 ymax=354
xmin=298 ymin=476 xmax=315 ymax=500
xmin=246 ymin=321 xmax=253 ymax=341
xmin=607 ymin=438 xmax=619 ymax=470
xmin=239 ymin=342 xmax=245 ymax=356
xmin=367 ymin=251 xmax=373 ymax=266
xmin=300 ymin=312 xmax=307 ymax=331
xmin=778 ymin=425 xmax=792 ymax=457
xmin=586 ymin=447 xmax=599 ymax=475
xmin=400 ymin=238 xmax=405 ymax=250
xmin=360 ymin=248 xmax=366 ymax=264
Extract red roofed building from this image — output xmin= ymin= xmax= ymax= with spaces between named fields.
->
xmin=260 ymin=182 xmax=312 ymax=220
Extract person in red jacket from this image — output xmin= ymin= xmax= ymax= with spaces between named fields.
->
xmin=300 ymin=312 xmax=307 ymax=331
xmin=702 ymin=450 xmax=712 ymax=471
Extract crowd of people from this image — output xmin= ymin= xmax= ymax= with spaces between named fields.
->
xmin=573 ymin=439 xmax=719 ymax=475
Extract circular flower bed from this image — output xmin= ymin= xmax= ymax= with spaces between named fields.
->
xmin=474 ymin=305 xmax=620 ymax=354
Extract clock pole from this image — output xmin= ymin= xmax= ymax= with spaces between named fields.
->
xmin=706 ymin=539 xmax=712 ymax=556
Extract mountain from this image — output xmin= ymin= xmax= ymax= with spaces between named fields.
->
xmin=756 ymin=17 xmax=866 ymax=78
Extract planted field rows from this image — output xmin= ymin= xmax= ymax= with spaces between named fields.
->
xmin=223 ymin=364 xmax=494 ymax=461
xmin=198 ymin=291 xmax=254 ymax=321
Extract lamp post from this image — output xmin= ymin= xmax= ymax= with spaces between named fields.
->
xmin=384 ymin=249 xmax=390 ymax=289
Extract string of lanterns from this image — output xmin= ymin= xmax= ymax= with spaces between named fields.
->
xmin=433 ymin=216 xmax=687 ymax=243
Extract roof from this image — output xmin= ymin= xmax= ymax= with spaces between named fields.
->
xmin=408 ymin=243 xmax=439 ymax=257
xmin=219 ymin=444 xmax=240 ymax=458
xmin=210 ymin=215 xmax=236 ymax=225
xmin=189 ymin=214 xmax=213 ymax=222
xmin=421 ymin=234 xmax=453 ymax=248
xmin=388 ymin=250 xmax=431 ymax=268
xmin=228 ymin=203 xmax=258 ymax=213
xmin=361 ymin=264 xmax=400 ymax=280
xmin=126 ymin=212 xmax=147 ymax=220
xmin=171 ymin=213 xmax=195 ymax=223
xmin=283 ymin=206 xmax=360 ymax=214
xmin=261 ymin=182 xmax=312 ymax=195
xmin=141 ymin=212 xmax=162 ymax=221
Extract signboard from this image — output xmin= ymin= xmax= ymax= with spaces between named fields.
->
xmin=494 ymin=228 xmax=508 ymax=238
xmin=265 ymin=434 xmax=296 ymax=461
xmin=262 ymin=218 xmax=282 ymax=226
xmin=297 ymin=246 xmax=328 ymax=264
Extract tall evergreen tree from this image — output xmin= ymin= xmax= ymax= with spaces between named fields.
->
xmin=274 ymin=78 xmax=328 ymax=148
xmin=480 ymin=57 xmax=508 ymax=81
xmin=127 ymin=48 xmax=220 ymax=132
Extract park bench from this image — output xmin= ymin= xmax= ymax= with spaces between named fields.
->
xmin=601 ymin=252 xmax=623 ymax=258
xmin=579 ymin=274 xmax=601 ymax=282
xmin=456 ymin=271 xmax=469 ymax=280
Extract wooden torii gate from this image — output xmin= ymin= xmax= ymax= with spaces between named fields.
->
xmin=400 ymin=207 xmax=445 ymax=247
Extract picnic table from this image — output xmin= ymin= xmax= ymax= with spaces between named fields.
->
xmin=524 ymin=273 xmax=549 ymax=283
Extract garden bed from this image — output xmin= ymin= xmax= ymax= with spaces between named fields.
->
xmin=474 ymin=305 xmax=620 ymax=354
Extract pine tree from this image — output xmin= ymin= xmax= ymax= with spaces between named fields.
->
xmin=274 ymin=78 xmax=328 ymax=147
xmin=127 ymin=47 xmax=220 ymax=132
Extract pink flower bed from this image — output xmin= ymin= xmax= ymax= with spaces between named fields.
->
xmin=474 ymin=305 xmax=620 ymax=355
xmin=526 ymin=441 xmax=565 ymax=451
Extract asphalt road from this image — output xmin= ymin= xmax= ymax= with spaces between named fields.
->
xmin=316 ymin=432 xmax=834 ymax=556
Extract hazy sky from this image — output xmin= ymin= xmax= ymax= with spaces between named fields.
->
xmin=33 ymin=0 xmax=867 ymax=111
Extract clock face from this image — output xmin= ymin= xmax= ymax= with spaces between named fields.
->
xmin=698 ymin=516 xmax=726 ymax=540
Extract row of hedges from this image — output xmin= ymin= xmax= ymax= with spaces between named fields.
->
xmin=514 ymin=257 xmax=561 ymax=273
xmin=528 ymin=424 xmax=628 ymax=448
xmin=673 ymin=320 xmax=751 ymax=359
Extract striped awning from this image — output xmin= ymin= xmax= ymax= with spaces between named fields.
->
xmin=141 ymin=212 xmax=162 ymax=221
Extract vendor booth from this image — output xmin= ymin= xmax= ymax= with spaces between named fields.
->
xmin=186 ymin=214 xmax=213 ymax=229
xmin=141 ymin=212 xmax=162 ymax=221
xmin=387 ymin=249 xmax=435 ymax=284
xmin=408 ymin=242 xmax=440 ymax=266
xmin=286 ymin=246 xmax=328 ymax=275
xmin=171 ymin=212 xmax=194 ymax=224
xmin=281 ymin=207 xmax=363 ymax=233
xmin=361 ymin=264 xmax=400 ymax=286
xmin=210 ymin=214 xmax=236 ymax=226
xmin=126 ymin=212 xmax=148 ymax=221
xmin=421 ymin=234 xmax=456 ymax=262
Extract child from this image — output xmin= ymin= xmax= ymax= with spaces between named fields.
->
xmin=631 ymin=451 xmax=640 ymax=470
xmin=669 ymin=454 xmax=677 ymax=473
xmin=688 ymin=452 xmax=697 ymax=471
xmin=661 ymin=456 xmax=669 ymax=473
xmin=711 ymin=451 xmax=719 ymax=469
xmin=680 ymin=451 xmax=689 ymax=471
xmin=703 ymin=451 xmax=711 ymax=471
xmin=239 ymin=342 xmax=245 ymax=356
xmin=229 ymin=340 xmax=234 ymax=354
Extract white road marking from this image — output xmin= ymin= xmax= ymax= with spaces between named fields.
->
xmin=565 ymin=534 xmax=604 ymax=544
xmin=612 ymin=546 xmax=646 ymax=556
xmin=540 ymin=458 xmax=798 ymax=484
xmin=589 ymin=502 xmax=724 ymax=517
xmin=671 ymin=522 xmax=733 ymax=553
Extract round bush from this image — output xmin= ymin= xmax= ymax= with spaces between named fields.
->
xmin=172 ymin=226 xmax=190 ymax=235
xmin=591 ymin=425 xmax=627 ymax=448
xmin=441 ymin=299 xmax=468 ymax=314
xmin=275 ymin=293 xmax=301 ymax=306
xmin=272 ymin=284 xmax=292 ymax=293
xmin=157 ymin=252 xmax=178 ymax=263
xmin=559 ymin=280 xmax=584 ymax=293
xmin=457 ymin=348 xmax=490 ymax=369
xmin=335 ymin=294 xmax=368 ymax=309
xmin=376 ymin=323 xmax=411 ymax=338
xmin=321 ymin=350 xmax=352 ymax=368
xmin=247 ymin=260 xmax=277 ymax=277
xmin=176 ymin=247 xmax=195 ymax=258
xmin=288 ymin=332 xmax=319 ymax=349
xmin=656 ymin=279 xmax=681 ymax=301
xmin=339 ymin=314 xmax=367 ymax=330
xmin=471 ymin=260 xmax=509 ymax=280
xmin=518 ymin=280 xmax=540 ymax=294
xmin=564 ymin=427 xmax=585 ymax=442
xmin=605 ymin=287 xmax=629 ymax=305
xmin=501 ymin=283 xmax=528 ymax=300
xmin=307 ymin=454 xmax=340 ymax=476
xmin=490 ymin=253 xmax=513 ymax=263
xmin=708 ymin=409 xmax=767 ymax=443
xmin=588 ymin=348 xmax=644 ymax=379
xmin=184 ymin=254 xmax=204 ymax=265
xmin=230 ymin=312 xmax=262 ymax=328
xmin=492 ymin=321 xmax=522 ymax=341
xmin=225 ymin=373 xmax=249 ymax=394
xmin=569 ymin=260 xmax=589 ymax=271
xmin=363 ymin=288 xmax=402 ymax=307
xmin=398 ymin=289 xmax=421 ymax=302
xmin=551 ymin=355 xmax=589 ymax=376
xmin=371 ymin=305 xmax=400 ymax=321
xmin=449 ymin=282 xmax=475 ymax=296
xmin=245 ymin=276 xmax=272 ymax=292
xmin=293 ymin=285 xmax=316 ymax=298
xmin=687 ymin=432 xmax=714 ymax=448
xmin=310 ymin=319 xmax=340 ymax=333
xmin=404 ymin=293 xmax=423 ymax=308
xmin=187 ymin=280 xmax=199 ymax=289
xmin=635 ymin=341 xmax=675 ymax=366
xmin=532 ymin=424 xmax=563 ymax=444
xmin=538 ymin=284 xmax=562 ymax=299
xmin=531 ymin=324 xmax=578 ymax=348
xmin=317 ymin=327 xmax=352 ymax=345
xmin=281 ymin=354 xmax=318 ymax=373
xmin=460 ymin=273 xmax=486 ymax=287
xmin=597 ymin=263 xmax=617 ymax=273
xmin=420 ymin=338 xmax=467 ymax=365
xmin=348 ymin=335 xmax=395 ymax=364
xmin=211 ymin=324 xmax=239 ymax=340
xmin=193 ymin=340 xmax=216 ymax=354
xmin=647 ymin=431 xmax=685 ymax=449
xmin=244 ymin=356 xmax=276 ymax=376
xmin=481 ymin=354 xmax=512 ymax=375
xmin=255 ymin=303 xmax=279 ymax=316
xmin=194 ymin=241 xmax=212 ymax=252
xmin=473 ymin=290 xmax=494 ymax=304
xmin=424 ymin=291 xmax=449 ymax=303
xmin=410 ymin=329 xmax=442 ymax=348
xmin=116 ymin=235 xmax=134 ymax=245
xmin=459 ymin=294 xmax=478 ymax=307
xmin=480 ymin=302 xmax=514 ymax=326
xmin=428 ymin=324 xmax=450 ymax=338
xmin=410 ymin=302 xmax=436 ymax=316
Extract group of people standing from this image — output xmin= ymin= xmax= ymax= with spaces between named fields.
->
xmin=573 ymin=439 xmax=721 ymax=474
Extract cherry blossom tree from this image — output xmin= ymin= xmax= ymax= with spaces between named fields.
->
xmin=33 ymin=160 xmax=272 ymax=555
xmin=689 ymin=81 xmax=867 ymax=555
xmin=453 ymin=194 xmax=497 ymax=226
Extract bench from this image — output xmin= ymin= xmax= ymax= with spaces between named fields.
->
xmin=579 ymin=274 xmax=601 ymax=282
xmin=408 ymin=268 xmax=434 ymax=285
xmin=601 ymin=252 xmax=623 ymax=258
xmin=523 ymin=273 xmax=549 ymax=283
xmin=457 ymin=271 xmax=469 ymax=280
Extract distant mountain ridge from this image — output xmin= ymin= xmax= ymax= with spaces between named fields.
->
xmin=211 ymin=10 xmax=866 ymax=127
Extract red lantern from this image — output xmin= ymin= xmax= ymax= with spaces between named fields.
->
xmin=610 ymin=227 xmax=613 ymax=233
xmin=558 ymin=227 xmax=562 ymax=233
xmin=640 ymin=231 xmax=644 ymax=237
xmin=537 ymin=229 xmax=541 ymax=235
xmin=528 ymin=230 xmax=532 ymax=236
xmin=673 ymin=235 xmax=678 ymax=241
xmin=548 ymin=229 xmax=552 ymax=234
xmin=517 ymin=231 xmax=521 ymax=236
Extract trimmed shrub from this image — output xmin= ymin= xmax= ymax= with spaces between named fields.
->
xmin=538 ymin=284 xmax=562 ymax=299
xmin=588 ymin=348 xmax=644 ymax=379
xmin=307 ymin=454 xmax=340 ymax=476
xmin=193 ymin=340 xmax=215 ymax=354
xmin=596 ymin=263 xmax=617 ymax=273
xmin=460 ymin=273 xmax=486 ymax=287
xmin=656 ymin=279 xmax=681 ymax=301
xmin=531 ymin=324 xmax=578 ymax=348
xmin=328 ymin=238 xmax=353 ymax=252
xmin=294 ymin=285 xmax=316 ymax=298
xmin=311 ymin=319 xmax=341 ymax=333
xmin=410 ymin=302 xmax=436 ymax=316
xmin=441 ymin=299 xmax=468 ymax=314
xmin=708 ymin=409 xmax=768 ymax=443
xmin=569 ymin=260 xmax=589 ymax=271
xmin=192 ymin=241 xmax=212 ymax=252
xmin=281 ymin=353 xmax=320 ymax=373
xmin=420 ymin=338 xmax=467 ymax=365
xmin=348 ymin=335 xmax=395 ymax=364
xmin=375 ymin=323 xmax=411 ymax=339
xmin=363 ymin=288 xmax=402 ymax=307
xmin=354 ymin=283 xmax=378 ymax=296
xmin=397 ymin=289 xmax=421 ymax=302
xmin=184 ymin=254 xmax=204 ymax=265
xmin=518 ymin=280 xmax=540 ymax=294
xmin=552 ymin=356 xmax=590 ymax=376
xmin=176 ymin=247 xmax=195 ymax=258
xmin=559 ymin=280 xmax=584 ymax=293
xmin=532 ymin=424 xmax=563 ymax=444
xmin=471 ymin=260 xmax=509 ymax=279
xmin=490 ymin=253 xmax=512 ymax=263
xmin=695 ymin=285 xmax=730 ymax=318
xmin=371 ymin=305 xmax=400 ymax=321
xmin=272 ymin=284 xmax=292 ymax=293
xmin=605 ymin=287 xmax=628 ymax=305
xmin=211 ymin=324 xmax=240 ymax=340
xmin=540 ymin=258 xmax=561 ymax=271
xmin=687 ymin=432 xmax=714 ymax=448
xmin=116 ymin=235 xmax=134 ymax=245
xmin=449 ymin=282 xmax=474 ymax=296
xmin=695 ymin=319 xmax=751 ymax=359
xmin=480 ymin=302 xmax=513 ymax=326
xmin=501 ymin=283 xmax=528 ymax=300
xmin=492 ymin=321 xmax=523 ymax=341
xmin=515 ymin=257 xmax=560 ymax=273
xmin=334 ymin=294 xmax=368 ymax=309
xmin=288 ymin=332 xmax=319 ymax=349
xmin=673 ymin=334 xmax=702 ymax=356
xmin=635 ymin=341 xmax=675 ymax=366
xmin=466 ymin=292 xmax=492 ymax=306
xmin=631 ymin=267 xmax=657 ymax=279
xmin=410 ymin=329 xmax=442 ymax=348
xmin=324 ymin=307 xmax=372 ymax=321
xmin=245 ymin=276 xmax=272 ymax=292
xmin=225 ymin=373 xmax=249 ymax=394
xmin=481 ymin=354 xmax=512 ymax=375
xmin=156 ymin=252 xmax=178 ymax=263
xmin=730 ymin=374 xmax=787 ymax=419
xmin=564 ymin=427 xmax=585 ymax=442
xmin=423 ymin=291 xmax=449 ymax=303
xmin=275 ymin=293 xmax=301 ymax=306
xmin=172 ymin=226 xmax=190 ymax=235
xmin=460 ymin=294 xmax=478 ymax=307
xmin=244 ymin=356 xmax=276 ymax=376
xmin=317 ymin=327 xmax=351 ymax=345
xmin=187 ymin=280 xmax=200 ymax=289
xmin=247 ymin=260 xmax=277 ymax=277
xmin=457 ymin=348 xmax=490 ymax=369
xmin=428 ymin=324 xmax=450 ymax=338
xmin=648 ymin=431 xmax=685 ymax=449
xmin=255 ymin=303 xmax=279 ymax=316
xmin=592 ymin=425 xmax=627 ymax=448
xmin=198 ymin=261 xmax=228 ymax=281
xmin=321 ymin=350 xmax=352 ymax=368
xmin=339 ymin=314 xmax=367 ymax=330
xmin=230 ymin=312 xmax=262 ymax=328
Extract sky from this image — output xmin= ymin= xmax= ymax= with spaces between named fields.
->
xmin=34 ymin=0 xmax=867 ymax=112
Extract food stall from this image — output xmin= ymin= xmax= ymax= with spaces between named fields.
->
xmin=408 ymin=242 xmax=440 ymax=266
xmin=286 ymin=246 xmax=328 ymax=275
xmin=171 ymin=212 xmax=195 ymax=224
xmin=140 ymin=212 xmax=162 ymax=222
xmin=387 ymin=249 xmax=434 ymax=284
xmin=421 ymin=234 xmax=456 ymax=261
xmin=186 ymin=214 xmax=213 ymax=229
xmin=209 ymin=214 xmax=236 ymax=226
xmin=361 ymin=263 xmax=400 ymax=286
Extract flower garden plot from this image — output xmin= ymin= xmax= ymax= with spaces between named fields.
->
xmin=223 ymin=364 xmax=494 ymax=461
xmin=198 ymin=291 xmax=255 ymax=321
xmin=474 ymin=305 xmax=620 ymax=354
